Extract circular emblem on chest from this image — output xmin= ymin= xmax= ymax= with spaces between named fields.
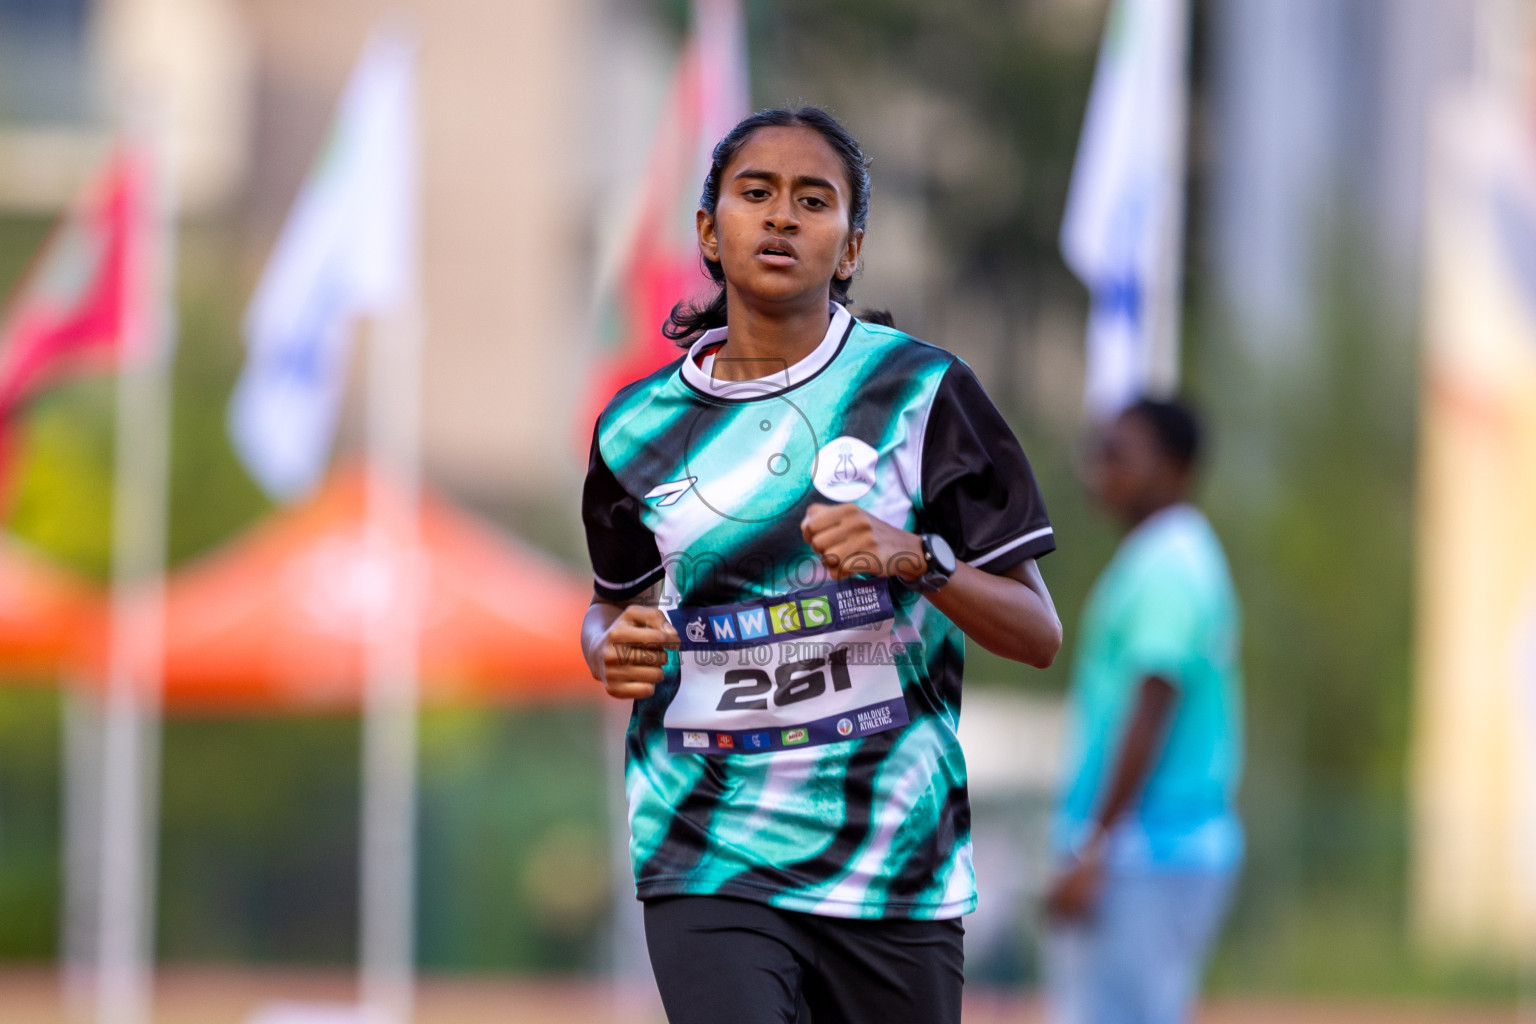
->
xmin=684 ymin=397 xmax=820 ymax=524
xmin=813 ymin=436 xmax=878 ymax=502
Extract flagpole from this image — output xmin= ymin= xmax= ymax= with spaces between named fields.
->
xmin=1147 ymin=0 xmax=1191 ymax=396
xmin=359 ymin=295 xmax=423 ymax=1024
xmin=95 ymin=101 xmax=174 ymax=1024
xmin=358 ymin=28 xmax=422 ymax=1016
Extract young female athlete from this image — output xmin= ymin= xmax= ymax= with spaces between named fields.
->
xmin=580 ymin=107 xmax=1062 ymax=1024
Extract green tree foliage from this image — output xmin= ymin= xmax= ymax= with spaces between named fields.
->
xmin=1191 ymin=237 xmax=1482 ymax=996
xmin=0 ymin=690 xmax=61 ymax=958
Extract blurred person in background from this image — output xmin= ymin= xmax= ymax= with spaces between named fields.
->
xmin=1044 ymin=397 xmax=1243 ymax=1024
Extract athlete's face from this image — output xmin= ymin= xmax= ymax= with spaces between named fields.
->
xmin=699 ymin=126 xmax=863 ymax=312
xmin=1087 ymin=412 xmax=1188 ymax=527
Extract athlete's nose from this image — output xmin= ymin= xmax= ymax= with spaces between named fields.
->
xmin=764 ymin=196 xmax=799 ymax=232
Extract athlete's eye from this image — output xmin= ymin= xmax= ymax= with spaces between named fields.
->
xmin=801 ymin=195 xmax=828 ymax=209
xmin=743 ymin=187 xmax=771 ymax=200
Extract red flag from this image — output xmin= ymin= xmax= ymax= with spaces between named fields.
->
xmin=0 ymin=145 xmax=154 ymax=421
xmin=581 ymin=0 xmax=749 ymax=438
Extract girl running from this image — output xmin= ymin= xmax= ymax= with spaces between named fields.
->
xmin=581 ymin=106 xmax=1062 ymax=1024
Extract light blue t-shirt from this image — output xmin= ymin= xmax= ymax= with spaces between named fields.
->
xmin=1055 ymin=504 xmax=1244 ymax=872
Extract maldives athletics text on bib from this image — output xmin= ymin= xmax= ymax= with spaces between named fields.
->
xmin=663 ymin=578 xmax=912 ymax=754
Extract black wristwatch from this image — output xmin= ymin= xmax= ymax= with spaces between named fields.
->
xmin=912 ymin=533 xmax=956 ymax=593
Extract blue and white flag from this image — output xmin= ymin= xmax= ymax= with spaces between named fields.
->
xmin=1060 ymin=0 xmax=1190 ymax=418
xmin=229 ymin=26 xmax=417 ymax=501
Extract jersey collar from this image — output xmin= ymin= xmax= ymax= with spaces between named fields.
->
xmin=680 ymin=303 xmax=853 ymax=401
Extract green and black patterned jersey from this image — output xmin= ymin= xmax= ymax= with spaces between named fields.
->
xmin=582 ymin=303 xmax=1055 ymax=919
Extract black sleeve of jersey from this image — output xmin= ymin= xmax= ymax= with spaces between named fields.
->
xmin=917 ymin=360 xmax=1056 ymax=574
xmin=582 ymin=428 xmax=665 ymax=601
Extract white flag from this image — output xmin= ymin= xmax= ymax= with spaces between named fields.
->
xmin=1060 ymin=0 xmax=1190 ymax=418
xmin=229 ymin=26 xmax=417 ymax=500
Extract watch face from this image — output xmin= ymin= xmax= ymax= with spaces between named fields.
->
xmin=926 ymin=534 xmax=956 ymax=575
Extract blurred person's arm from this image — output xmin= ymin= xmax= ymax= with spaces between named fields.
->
xmin=1046 ymin=675 xmax=1178 ymax=920
xmin=581 ymin=584 xmax=677 ymax=699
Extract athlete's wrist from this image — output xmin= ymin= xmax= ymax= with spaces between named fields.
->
xmin=891 ymin=528 xmax=927 ymax=581
xmin=909 ymin=533 xmax=956 ymax=592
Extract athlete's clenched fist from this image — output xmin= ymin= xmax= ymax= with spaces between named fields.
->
xmin=800 ymin=502 xmax=926 ymax=581
xmin=596 ymin=604 xmax=678 ymax=699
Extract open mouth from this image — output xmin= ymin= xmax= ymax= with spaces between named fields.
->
xmin=757 ymin=239 xmax=798 ymax=265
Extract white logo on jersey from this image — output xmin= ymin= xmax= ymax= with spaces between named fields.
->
xmin=645 ymin=476 xmax=697 ymax=507
xmin=813 ymin=437 xmax=878 ymax=501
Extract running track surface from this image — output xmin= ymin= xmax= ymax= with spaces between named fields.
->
xmin=1 ymin=967 xmax=1519 ymax=1023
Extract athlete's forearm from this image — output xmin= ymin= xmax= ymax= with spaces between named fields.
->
xmin=925 ymin=558 xmax=1061 ymax=667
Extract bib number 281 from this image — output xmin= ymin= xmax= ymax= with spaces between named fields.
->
xmin=717 ymin=647 xmax=852 ymax=712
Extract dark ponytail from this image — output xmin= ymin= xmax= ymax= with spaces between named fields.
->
xmin=663 ymin=106 xmax=878 ymax=344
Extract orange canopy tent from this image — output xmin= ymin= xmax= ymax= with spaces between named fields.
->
xmin=106 ymin=466 xmax=597 ymax=713
xmin=0 ymin=536 xmax=101 ymax=677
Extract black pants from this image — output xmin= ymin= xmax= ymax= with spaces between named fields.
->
xmin=643 ymin=896 xmax=964 ymax=1024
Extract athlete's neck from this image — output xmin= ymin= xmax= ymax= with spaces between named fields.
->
xmin=710 ymin=287 xmax=832 ymax=383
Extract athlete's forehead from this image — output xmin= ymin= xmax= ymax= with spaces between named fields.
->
xmin=723 ymin=125 xmax=850 ymax=197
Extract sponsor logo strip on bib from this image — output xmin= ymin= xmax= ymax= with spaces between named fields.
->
xmin=668 ymin=698 xmax=906 ymax=754
xmin=668 ymin=579 xmax=893 ymax=649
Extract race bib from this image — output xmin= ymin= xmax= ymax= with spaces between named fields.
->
xmin=663 ymin=580 xmax=911 ymax=754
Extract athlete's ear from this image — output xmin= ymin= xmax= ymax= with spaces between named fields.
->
xmin=697 ymin=207 xmax=719 ymax=264
xmin=836 ymin=227 xmax=864 ymax=281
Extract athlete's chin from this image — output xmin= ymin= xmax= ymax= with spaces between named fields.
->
xmin=734 ymin=272 xmax=833 ymax=308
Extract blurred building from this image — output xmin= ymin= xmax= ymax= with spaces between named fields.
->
xmin=0 ymin=0 xmax=93 ymax=125
xmin=1207 ymin=0 xmax=1472 ymax=365
xmin=1412 ymin=0 xmax=1536 ymax=967
xmin=0 ymin=0 xmax=249 ymax=212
